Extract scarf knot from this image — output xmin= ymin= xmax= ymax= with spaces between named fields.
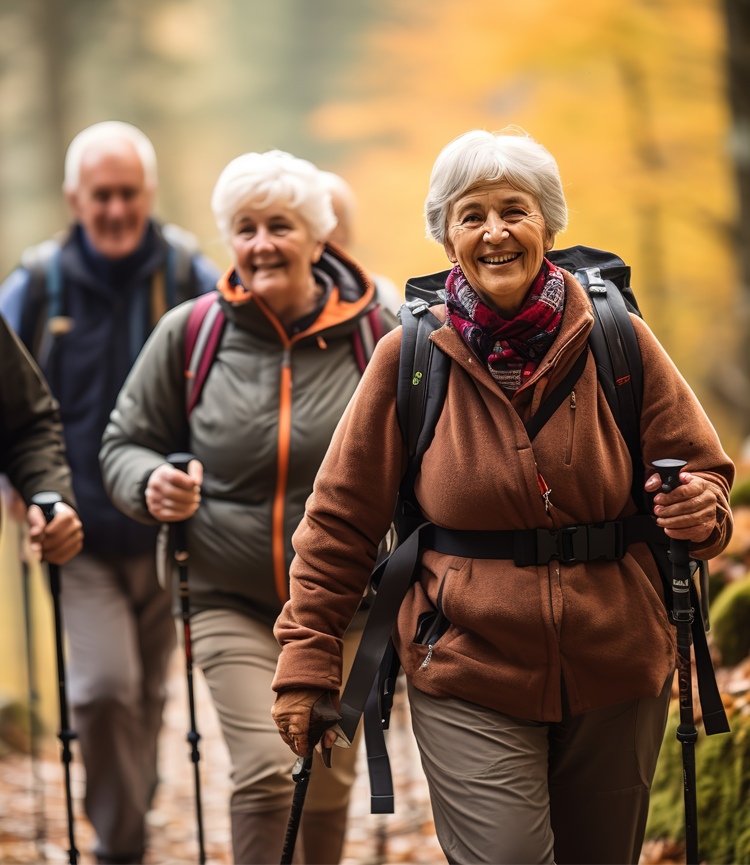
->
xmin=445 ymin=260 xmax=565 ymax=391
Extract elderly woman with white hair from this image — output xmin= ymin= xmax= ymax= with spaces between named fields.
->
xmin=270 ymin=129 xmax=734 ymax=864
xmin=100 ymin=150 xmax=392 ymax=864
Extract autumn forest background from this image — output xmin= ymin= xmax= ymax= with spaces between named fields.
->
xmin=1 ymin=0 xmax=750 ymax=862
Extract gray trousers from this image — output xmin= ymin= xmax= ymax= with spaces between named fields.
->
xmin=61 ymin=551 xmax=176 ymax=860
xmin=408 ymin=675 xmax=673 ymax=865
xmin=190 ymin=608 xmax=362 ymax=814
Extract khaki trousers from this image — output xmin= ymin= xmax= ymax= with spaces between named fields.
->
xmin=407 ymin=675 xmax=673 ymax=865
xmin=190 ymin=608 xmax=361 ymax=814
xmin=61 ymin=551 xmax=176 ymax=861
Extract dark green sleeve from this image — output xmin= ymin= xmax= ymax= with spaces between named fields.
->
xmin=99 ymin=300 xmax=194 ymax=525
xmin=0 ymin=314 xmax=76 ymax=508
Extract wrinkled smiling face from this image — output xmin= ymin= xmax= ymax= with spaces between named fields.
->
xmin=65 ymin=141 xmax=153 ymax=259
xmin=444 ymin=181 xmax=552 ymax=317
xmin=230 ymin=203 xmax=324 ymax=303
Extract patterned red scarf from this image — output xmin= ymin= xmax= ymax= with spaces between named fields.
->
xmin=445 ymin=259 xmax=565 ymax=391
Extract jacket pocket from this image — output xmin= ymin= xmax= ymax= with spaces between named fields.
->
xmin=414 ymin=578 xmax=452 ymax=670
xmin=565 ymin=390 xmax=577 ymax=466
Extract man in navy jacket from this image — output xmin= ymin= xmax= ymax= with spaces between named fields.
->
xmin=0 ymin=121 xmax=219 ymax=864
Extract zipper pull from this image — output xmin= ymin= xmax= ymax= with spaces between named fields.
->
xmin=570 ymin=390 xmax=576 ymax=409
xmin=537 ymin=472 xmax=552 ymax=513
xmin=419 ymin=643 xmax=435 ymax=670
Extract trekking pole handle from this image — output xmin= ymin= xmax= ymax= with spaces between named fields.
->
xmin=166 ymin=453 xmax=196 ymax=560
xmin=652 ymin=458 xmax=687 ymax=494
xmin=30 ymin=491 xmax=63 ymax=524
xmin=167 ymin=452 xmax=195 ymax=476
xmin=652 ymin=459 xmax=693 ymax=622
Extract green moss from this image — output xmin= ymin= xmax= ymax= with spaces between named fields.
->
xmin=729 ymin=478 xmax=750 ymax=508
xmin=711 ymin=576 xmax=750 ymax=667
xmin=709 ymin=570 xmax=726 ymax=606
xmin=646 ymin=707 xmax=750 ymax=864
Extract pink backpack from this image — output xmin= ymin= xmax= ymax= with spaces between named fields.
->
xmin=184 ymin=291 xmax=383 ymax=417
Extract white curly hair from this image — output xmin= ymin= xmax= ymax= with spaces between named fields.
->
xmin=424 ymin=128 xmax=568 ymax=245
xmin=211 ymin=150 xmax=337 ymax=242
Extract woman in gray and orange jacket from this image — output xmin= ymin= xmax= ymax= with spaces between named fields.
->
xmin=100 ymin=150 xmax=394 ymax=864
xmin=271 ymin=130 xmax=734 ymax=865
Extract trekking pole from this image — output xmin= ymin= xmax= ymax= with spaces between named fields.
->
xmin=280 ymin=693 xmax=343 ymax=865
xmin=30 ymin=492 xmax=78 ymax=865
xmin=20 ymin=522 xmax=46 ymax=860
xmin=166 ymin=453 xmax=206 ymax=865
xmin=652 ymin=459 xmax=699 ymax=865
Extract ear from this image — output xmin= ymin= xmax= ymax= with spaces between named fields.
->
xmin=443 ymin=232 xmax=458 ymax=264
xmin=544 ymin=230 xmax=555 ymax=253
xmin=311 ymin=240 xmax=326 ymax=264
xmin=64 ymin=188 xmax=80 ymax=218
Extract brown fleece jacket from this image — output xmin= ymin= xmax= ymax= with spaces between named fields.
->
xmin=273 ymin=273 xmax=733 ymax=721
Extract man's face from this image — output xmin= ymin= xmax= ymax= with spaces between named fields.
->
xmin=65 ymin=140 xmax=154 ymax=259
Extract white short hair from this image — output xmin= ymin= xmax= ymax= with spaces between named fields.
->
xmin=424 ymin=128 xmax=568 ymax=245
xmin=63 ymin=121 xmax=158 ymax=192
xmin=211 ymin=151 xmax=337 ymax=242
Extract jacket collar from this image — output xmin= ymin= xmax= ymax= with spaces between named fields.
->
xmin=60 ymin=220 xmax=167 ymax=297
xmin=217 ymin=243 xmax=376 ymax=345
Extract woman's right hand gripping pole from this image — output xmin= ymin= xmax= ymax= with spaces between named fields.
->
xmin=145 ymin=459 xmax=203 ymax=522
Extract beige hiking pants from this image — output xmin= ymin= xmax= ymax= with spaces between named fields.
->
xmin=407 ymin=675 xmax=673 ymax=865
xmin=61 ymin=550 xmax=176 ymax=861
xmin=190 ymin=608 xmax=362 ymax=815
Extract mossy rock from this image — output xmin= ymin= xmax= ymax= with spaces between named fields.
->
xmin=710 ymin=575 xmax=750 ymax=666
xmin=646 ymin=707 xmax=750 ymax=864
xmin=730 ymin=477 xmax=750 ymax=508
xmin=709 ymin=569 xmax=727 ymax=606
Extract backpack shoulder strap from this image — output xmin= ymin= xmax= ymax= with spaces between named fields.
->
xmin=19 ymin=238 xmax=64 ymax=361
xmin=525 ymin=346 xmax=589 ymax=442
xmin=161 ymin=223 xmax=200 ymax=306
xmin=576 ymin=267 xmax=644 ymax=508
xmin=352 ymin=306 xmax=385 ymax=372
xmin=185 ymin=291 xmax=225 ymax=418
xmin=396 ymin=300 xmax=451 ymax=508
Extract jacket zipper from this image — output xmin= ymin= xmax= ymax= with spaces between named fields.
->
xmin=419 ymin=579 xmax=448 ymax=670
xmin=565 ymin=390 xmax=576 ymax=466
xmin=272 ymin=347 xmax=293 ymax=603
xmin=252 ymin=291 xmax=375 ymax=605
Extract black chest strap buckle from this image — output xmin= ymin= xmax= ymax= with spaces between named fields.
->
xmin=514 ymin=521 xmax=625 ymax=567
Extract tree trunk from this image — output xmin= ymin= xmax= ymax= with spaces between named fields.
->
xmin=723 ymin=0 xmax=750 ymax=431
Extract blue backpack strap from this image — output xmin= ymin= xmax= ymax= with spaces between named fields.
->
xmin=161 ymin=223 xmax=199 ymax=306
xmin=18 ymin=239 xmax=63 ymax=358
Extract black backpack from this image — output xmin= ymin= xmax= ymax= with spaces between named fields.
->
xmin=338 ymin=246 xmax=728 ymax=814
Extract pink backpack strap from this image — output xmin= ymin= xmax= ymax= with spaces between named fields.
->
xmin=185 ymin=291 xmax=225 ymax=418
xmin=352 ymin=307 xmax=383 ymax=373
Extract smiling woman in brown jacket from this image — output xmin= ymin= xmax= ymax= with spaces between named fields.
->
xmin=271 ymin=129 xmax=734 ymax=865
